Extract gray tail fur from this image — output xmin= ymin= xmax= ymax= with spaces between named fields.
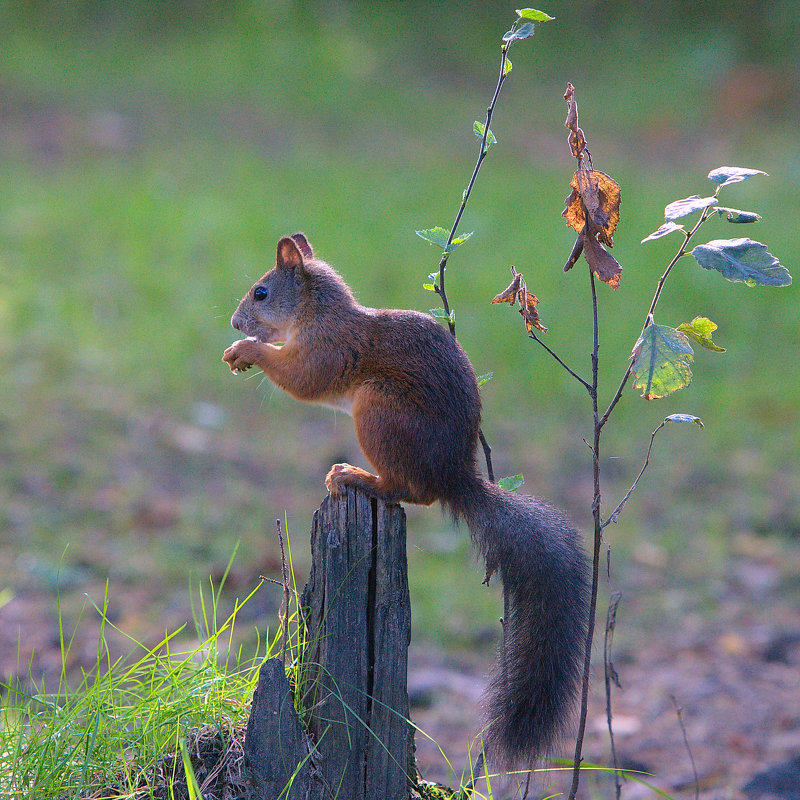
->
xmin=450 ymin=478 xmax=590 ymax=766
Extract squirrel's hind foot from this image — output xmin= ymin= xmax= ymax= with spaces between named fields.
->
xmin=325 ymin=463 xmax=383 ymax=498
xmin=325 ymin=463 xmax=437 ymax=507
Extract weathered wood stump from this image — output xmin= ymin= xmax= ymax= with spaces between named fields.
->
xmin=244 ymin=486 xmax=414 ymax=799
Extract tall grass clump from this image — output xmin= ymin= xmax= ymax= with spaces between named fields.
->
xmin=0 ymin=556 xmax=289 ymax=800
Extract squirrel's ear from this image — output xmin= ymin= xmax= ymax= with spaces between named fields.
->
xmin=290 ymin=232 xmax=313 ymax=260
xmin=276 ymin=236 xmax=304 ymax=271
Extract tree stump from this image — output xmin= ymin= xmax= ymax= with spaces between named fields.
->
xmin=244 ymin=486 xmax=414 ymax=799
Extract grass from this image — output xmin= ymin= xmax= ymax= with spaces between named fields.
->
xmin=0 ymin=570 xmax=269 ymax=799
xmin=0 ymin=559 xmax=682 ymax=799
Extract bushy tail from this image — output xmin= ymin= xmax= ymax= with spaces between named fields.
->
xmin=450 ymin=477 xmax=590 ymax=767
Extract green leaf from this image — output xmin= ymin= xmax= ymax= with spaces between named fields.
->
xmin=691 ymin=238 xmax=792 ymax=287
xmin=677 ymin=316 xmax=726 ymax=352
xmin=498 ymin=474 xmax=525 ymax=491
xmin=416 ymin=227 xmax=473 ymax=253
xmin=422 ymin=282 xmax=436 ymax=291
xmin=473 ymin=121 xmax=497 ymax=149
xmin=714 ymin=206 xmax=762 ymax=223
xmin=631 ymin=322 xmax=694 ymax=400
xmin=503 ymin=56 xmax=513 ymax=76
xmin=664 ymin=195 xmax=718 ymax=222
xmin=707 ymin=166 xmax=768 ymax=188
xmin=502 ymin=21 xmax=536 ymax=42
xmin=516 ymin=8 xmax=554 ymax=21
xmin=429 ymin=308 xmax=455 ymax=324
xmin=416 ymin=226 xmax=450 ymax=248
xmin=664 ymin=413 xmax=705 ymax=429
xmin=477 ymin=371 xmax=494 ymax=387
xmin=641 ymin=221 xmax=685 ymax=244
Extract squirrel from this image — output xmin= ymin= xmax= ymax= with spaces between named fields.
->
xmin=222 ymin=233 xmax=590 ymax=767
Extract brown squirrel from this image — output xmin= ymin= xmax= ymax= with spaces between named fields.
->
xmin=223 ymin=233 xmax=589 ymax=767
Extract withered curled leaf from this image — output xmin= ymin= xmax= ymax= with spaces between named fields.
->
xmin=563 ymin=234 xmax=585 ymax=273
xmin=583 ymin=231 xmax=622 ymax=289
xmin=491 ymin=266 xmax=547 ymax=332
xmin=568 ymin=128 xmax=587 ymax=160
xmin=565 ymin=96 xmax=578 ymax=131
xmin=519 ymin=290 xmax=547 ymax=333
xmin=563 ymin=170 xmax=621 ymax=246
xmin=564 ymin=82 xmax=589 ymax=163
xmin=491 ymin=270 xmax=523 ymax=304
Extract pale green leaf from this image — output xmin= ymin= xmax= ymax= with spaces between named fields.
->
xmin=416 ymin=227 xmax=473 ymax=253
xmin=714 ymin=206 xmax=761 ymax=223
xmin=498 ymin=474 xmax=525 ymax=491
xmin=477 ymin=372 xmax=494 ymax=387
xmin=502 ymin=21 xmax=536 ymax=42
xmin=503 ymin=56 xmax=513 ymax=75
xmin=416 ymin=226 xmax=450 ymax=247
xmin=473 ymin=121 xmax=497 ymax=149
xmin=664 ymin=195 xmax=718 ymax=222
xmin=430 ymin=308 xmax=456 ymax=324
xmin=516 ymin=8 xmax=554 ymax=21
xmin=664 ymin=413 xmax=704 ymax=429
xmin=631 ymin=323 xmax=694 ymax=400
xmin=642 ymin=221 xmax=685 ymax=243
xmin=676 ymin=316 xmax=726 ymax=352
xmin=422 ymin=283 xmax=436 ymax=291
xmin=691 ymin=238 xmax=792 ymax=287
xmin=707 ymin=166 xmax=768 ymax=188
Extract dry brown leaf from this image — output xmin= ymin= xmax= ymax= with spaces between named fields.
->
xmin=563 ymin=233 xmax=585 ymax=273
xmin=491 ymin=270 xmax=523 ymax=304
xmin=491 ymin=267 xmax=547 ymax=332
xmin=519 ymin=290 xmax=547 ymax=333
xmin=562 ymin=170 xmax=621 ymax=246
xmin=583 ymin=231 xmax=622 ymax=289
xmin=564 ymin=82 xmax=589 ymax=163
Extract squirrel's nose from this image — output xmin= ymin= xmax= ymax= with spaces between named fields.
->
xmin=231 ymin=315 xmax=241 ymax=331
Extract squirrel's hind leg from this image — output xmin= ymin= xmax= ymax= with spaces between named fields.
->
xmin=325 ymin=463 xmax=384 ymax=498
xmin=325 ymin=463 xmax=434 ymax=506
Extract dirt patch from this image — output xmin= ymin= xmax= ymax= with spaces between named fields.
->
xmin=407 ymin=551 xmax=800 ymax=799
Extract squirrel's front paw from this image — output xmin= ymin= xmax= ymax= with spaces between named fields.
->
xmin=223 ymin=339 xmax=262 ymax=373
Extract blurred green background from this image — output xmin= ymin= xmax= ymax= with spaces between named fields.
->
xmin=1 ymin=0 xmax=798 ymax=673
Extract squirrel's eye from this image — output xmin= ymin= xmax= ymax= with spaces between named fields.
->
xmin=253 ymin=286 xmax=268 ymax=301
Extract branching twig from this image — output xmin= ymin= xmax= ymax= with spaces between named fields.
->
xmin=434 ymin=37 xmax=514 ymax=330
xmin=568 ymin=267 xmax=602 ymax=799
xmin=276 ymin=518 xmax=291 ymax=667
xmin=478 ymin=430 xmax=495 ymax=483
xmin=599 ymin=199 xmax=718 ymax=429
xmin=602 ymin=418 xmax=668 ymax=529
xmin=528 ymin=330 xmax=593 ymax=393
xmin=671 ymin=695 xmax=701 ymax=800
xmin=604 ymin=589 xmax=623 ymax=800
xmin=430 ymin=24 xmax=523 ymax=479
xmin=426 ymin=21 xmax=526 ymax=482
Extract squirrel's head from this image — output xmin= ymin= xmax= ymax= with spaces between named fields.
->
xmin=230 ymin=233 xmax=315 ymax=344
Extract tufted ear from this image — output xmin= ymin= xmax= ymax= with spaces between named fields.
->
xmin=276 ymin=236 xmax=304 ymax=271
xmin=290 ymin=232 xmax=313 ymax=260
